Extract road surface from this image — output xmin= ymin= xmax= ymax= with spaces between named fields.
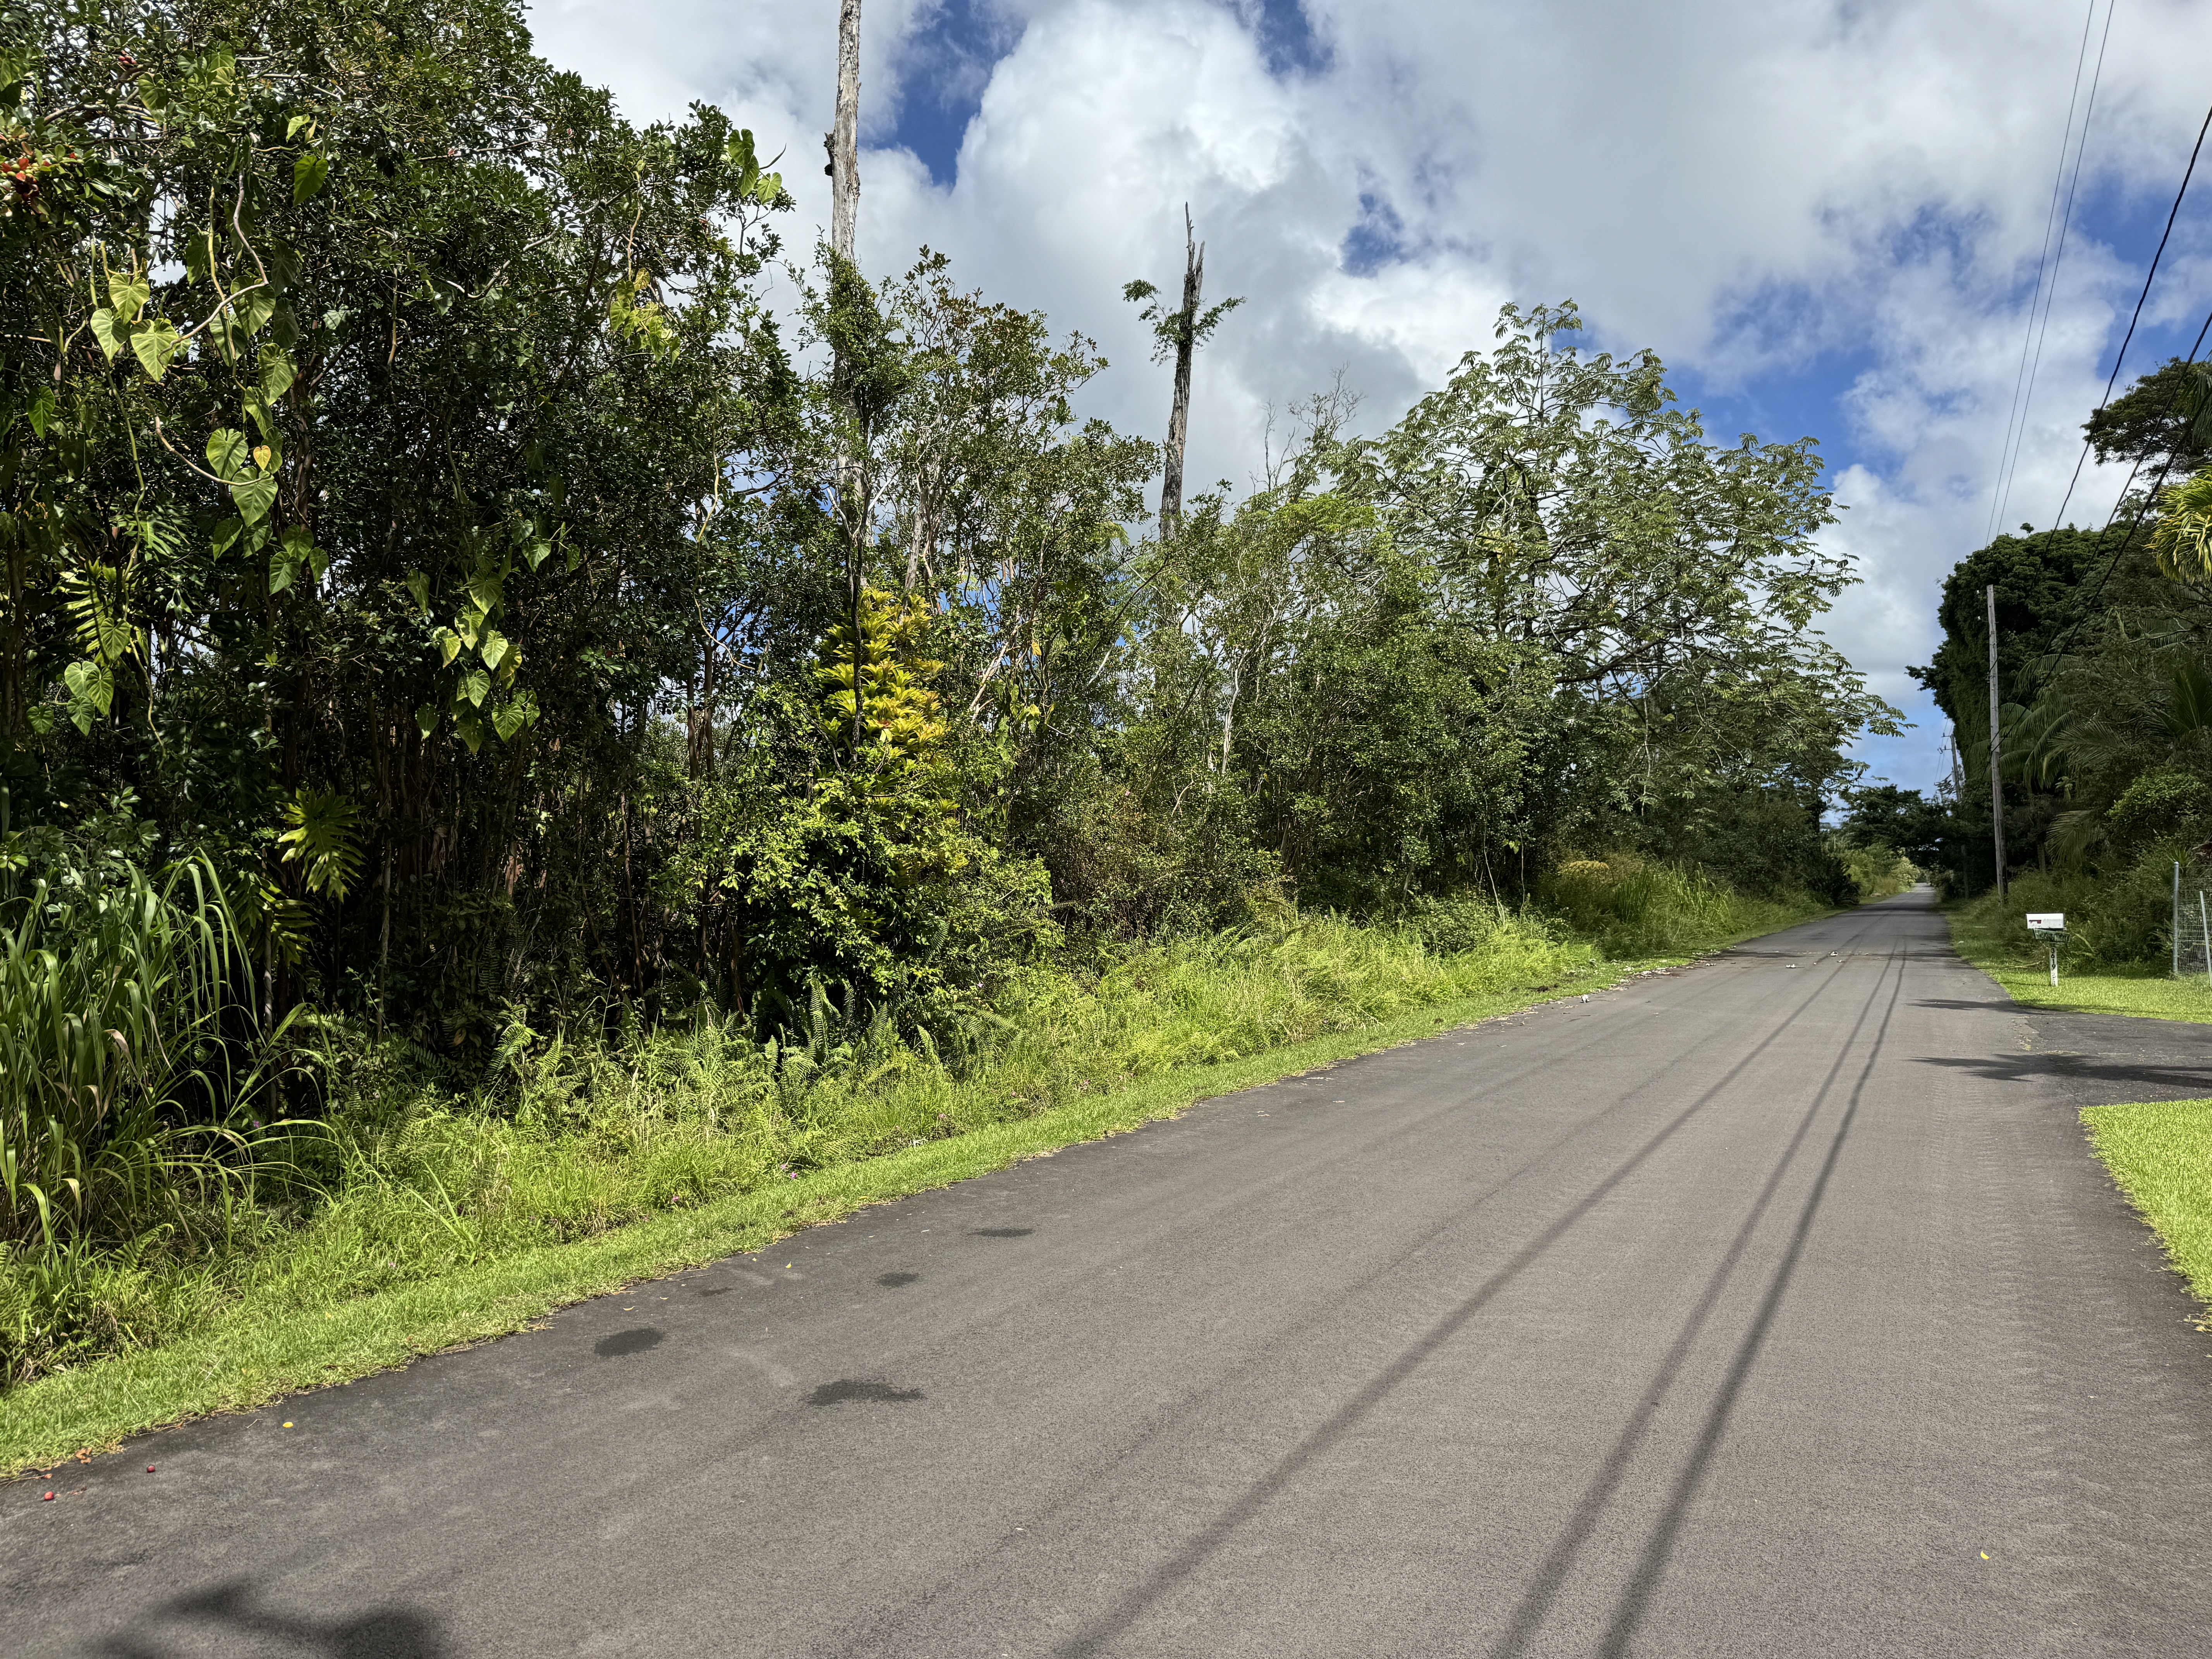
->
xmin=9 ymin=889 xmax=2212 ymax=1656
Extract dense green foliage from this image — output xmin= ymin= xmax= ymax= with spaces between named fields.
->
xmin=2 ymin=0 xmax=1892 ymax=1385
xmin=1894 ymin=345 xmax=2212 ymax=974
xmin=2084 ymin=356 xmax=2212 ymax=475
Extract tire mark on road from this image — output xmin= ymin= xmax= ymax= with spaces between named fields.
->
xmin=1589 ymin=931 xmax=1913 ymax=1658
xmin=1041 ymin=945 xmax=1882 ymax=1659
xmin=1485 ymin=938 xmax=1906 ymax=1657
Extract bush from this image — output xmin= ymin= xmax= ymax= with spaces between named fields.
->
xmin=1951 ymin=847 xmax=2197 ymax=974
xmin=1539 ymin=853 xmax=1832 ymax=958
xmin=1832 ymin=837 xmax=1918 ymax=903
xmin=2107 ymin=771 xmax=2212 ymax=857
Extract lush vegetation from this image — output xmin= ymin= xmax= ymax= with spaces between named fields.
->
xmin=2083 ymin=1098 xmax=2212 ymax=1316
xmin=2 ymin=1 xmax=1891 ymax=1400
xmin=0 ymin=901 xmax=1589 ymax=1391
xmin=1874 ymin=343 xmax=2212 ymax=1005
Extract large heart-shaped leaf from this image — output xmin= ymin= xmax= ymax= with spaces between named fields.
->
xmin=237 ymin=290 xmax=275 ymax=341
xmin=106 ymin=273 xmax=149 ymax=323
xmin=88 ymin=308 xmax=122 ymax=361
xmin=293 ymin=151 xmax=329 ymax=204
xmin=62 ymin=659 xmax=114 ymax=726
xmin=230 ymin=470 xmax=278 ymax=526
xmin=206 ymin=429 xmax=249 ymax=479
xmin=466 ymin=566 xmax=505 ymax=614
xmin=258 ymin=343 xmax=297 ymax=403
xmin=461 ymin=666 xmax=490 ymax=708
xmin=477 ymin=630 xmax=509 ymax=672
xmin=128 ymin=319 xmax=182 ymax=381
xmin=89 ymin=615 xmax=134 ymax=664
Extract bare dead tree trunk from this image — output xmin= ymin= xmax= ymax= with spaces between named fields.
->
xmin=1161 ymin=206 xmax=1204 ymax=539
xmin=830 ymin=0 xmax=861 ymax=264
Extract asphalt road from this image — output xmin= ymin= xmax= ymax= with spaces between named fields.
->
xmin=10 ymin=889 xmax=2212 ymax=1657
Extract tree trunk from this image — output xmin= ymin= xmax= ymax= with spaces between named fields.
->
xmin=3 ymin=531 xmax=23 ymax=741
xmin=830 ymin=0 xmax=862 ymax=264
xmin=1161 ymin=207 xmax=1204 ymax=539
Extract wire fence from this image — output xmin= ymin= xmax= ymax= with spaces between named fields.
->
xmin=2174 ymin=869 xmax=2212 ymax=980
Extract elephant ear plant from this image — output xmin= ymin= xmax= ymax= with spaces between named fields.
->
xmin=0 ymin=807 xmax=302 ymax=1382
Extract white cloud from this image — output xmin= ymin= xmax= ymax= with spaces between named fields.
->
xmin=527 ymin=0 xmax=2212 ymax=790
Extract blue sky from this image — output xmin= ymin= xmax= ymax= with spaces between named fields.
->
xmin=527 ymin=0 xmax=2212 ymax=798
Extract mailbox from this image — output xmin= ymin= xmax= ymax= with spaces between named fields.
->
xmin=2027 ymin=913 xmax=2065 ymax=986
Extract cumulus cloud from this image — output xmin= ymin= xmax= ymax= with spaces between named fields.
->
xmin=526 ymin=0 xmax=2212 ymax=789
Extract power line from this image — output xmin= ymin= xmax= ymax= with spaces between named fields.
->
xmin=1987 ymin=0 xmax=2106 ymax=545
xmin=2048 ymin=93 xmax=2212 ymax=532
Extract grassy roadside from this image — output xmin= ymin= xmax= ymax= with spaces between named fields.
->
xmin=0 ymin=958 xmax=1635 ymax=1477
xmin=1944 ymin=905 xmax=2212 ymax=1024
xmin=1974 ymin=969 xmax=2212 ymax=1023
xmin=2082 ymin=1098 xmax=2212 ymax=1324
xmin=3 ymin=865 xmax=1834 ymax=1478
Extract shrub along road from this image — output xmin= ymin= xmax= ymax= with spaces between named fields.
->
xmin=8 ymin=889 xmax=2212 ymax=1656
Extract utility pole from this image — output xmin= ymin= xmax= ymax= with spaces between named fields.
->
xmin=828 ymin=0 xmax=861 ymax=264
xmin=1987 ymin=584 xmax=2005 ymax=900
xmin=825 ymin=0 xmax=864 ymax=749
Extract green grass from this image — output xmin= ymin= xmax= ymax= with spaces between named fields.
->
xmin=1975 ymin=966 xmax=2212 ymax=1023
xmin=2082 ymin=1098 xmax=2212 ymax=1321
xmin=1945 ymin=905 xmax=2212 ymax=1024
xmin=0 ymin=870 xmax=1836 ymax=1477
xmin=0 ymin=956 xmax=1632 ymax=1476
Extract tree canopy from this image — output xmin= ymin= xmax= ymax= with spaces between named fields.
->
xmin=2 ymin=0 xmax=1896 ymax=1052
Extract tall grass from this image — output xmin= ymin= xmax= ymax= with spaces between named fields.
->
xmin=2 ymin=860 xmax=1818 ymax=1391
xmin=1538 ymin=854 xmax=1831 ymax=958
xmin=0 ymin=905 xmax=1594 ymax=1382
xmin=0 ymin=853 xmax=291 ymax=1377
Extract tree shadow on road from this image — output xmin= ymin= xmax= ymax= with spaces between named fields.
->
xmin=92 ymin=1578 xmax=450 ymax=1658
xmin=1913 ymin=1053 xmax=2212 ymax=1101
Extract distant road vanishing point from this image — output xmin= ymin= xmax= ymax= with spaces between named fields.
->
xmin=10 ymin=889 xmax=2212 ymax=1656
